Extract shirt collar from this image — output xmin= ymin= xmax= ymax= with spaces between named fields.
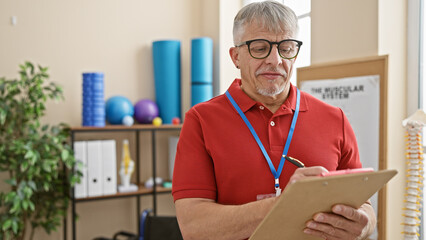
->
xmin=227 ymin=79 xmax=256 ymax=112
xmin=226 ymin=78 xmax=308 ymax=113
xmin=285 ymin=82 xmax=308 ymax=112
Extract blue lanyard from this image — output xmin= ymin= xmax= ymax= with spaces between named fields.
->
xmin=225 ymin=88 xmax=300 ymax=194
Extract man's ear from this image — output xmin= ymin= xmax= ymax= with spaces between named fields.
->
xmin=229 ymin=47 xmax=240 ymax=69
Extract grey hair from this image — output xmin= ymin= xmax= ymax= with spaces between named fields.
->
xmin=233 ymin=1 xmax=299 ymax=45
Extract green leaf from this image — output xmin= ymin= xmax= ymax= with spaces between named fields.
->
xmin=42 ymin=161 xmax=51 ymax=172
xmin=23 ymin=186 xmax=32 ymax=198
xmin=0 ymin=108 xmax=6 ymax=125
xmin=9 ymin=201 xmax=21 ymax=214
xmin=24 ymin=150 xmax=34 ymax=159
xmin=20 ymin=161 xmax=29 ymax=172
xmin=43 ymin=182 xmax=49 ymax=191
xmin=2 ymin=219 xmax=12 ymax=231
xmin=5 ymin=192 xmax=16 ymax=203
xmin=26 ymin=61 xmax=34 ymax=75
xmin=28 ymin=201 xmax=35 ymax=211
xmin=51 ymin=127 xmax=60 ymax=135
xmin=27 ymin=181 xmax=36 ymax=190
xmin=61 ymin=149 xmax=70 ymax=160
xmin=22 ymin=200 xmax=29 ymax=210
xmin=4 ymin=178 xmax=17 ymax=186
xmin=39 ymin=65 xmax=48 ymax=73
xmin=29 ymin=155 xmax=37 ymax=165
xmin=12 ymin=220 xmax=18 ymax=234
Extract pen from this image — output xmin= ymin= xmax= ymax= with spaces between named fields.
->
xmin=283 ymin=155 xmax=305 ymax=168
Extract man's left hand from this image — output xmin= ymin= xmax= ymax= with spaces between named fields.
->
xmin=303 ymin=203 xmax=375 ymax=240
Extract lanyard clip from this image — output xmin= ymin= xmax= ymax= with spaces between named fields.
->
xmin=275 ymin=178 xmax=281 ymax=197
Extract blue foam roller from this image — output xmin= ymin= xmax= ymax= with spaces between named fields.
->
xmin=82 ymin=101 xmax=104 ymax=106
xmin=83 ymin=107 xmax=105 ymax=116
xmin=82 ymin=81 xmax=103 ymax=87
xmin=191 ymin=84 xmax=213 ymax=106
xmin=81 ymin=72 xmax=105 ymax=127
xmin=82 ymin=100 xmax=104 ymax=106
xmin=82 ymin=91 xmax=104 ymax=96
xmin=83 ymin=72 xmax=104 ymax=78
xmin=82 ymin=98 xmax=104 ymax=104
xmin=191 ymin=37 xmax=213 ymax=84
xmin=82 ymin=105 xmax=105 ymax=111
xmin=152 ymin=40 xmax=181 ymax=124
xmin=82 ymin=116 xmax=105 ymax=123
xmin=83 ymin=121 xmax=105 ymax=127
xmin=82 ymin=73 xmax=92 ymax=79
xmin=82 ymin=93 xmax=104 ymax=99
xmin=83 ymin=84 xmax=104 ymax=90
xmin=92 ymin=119 xmax=106 ymax=124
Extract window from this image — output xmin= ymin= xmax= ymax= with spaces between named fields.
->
xmin=242 ymin=0 xmax=311 ymax=85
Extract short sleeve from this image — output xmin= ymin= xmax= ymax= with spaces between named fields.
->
xmin=337 ymin=109 xmax=362 ymax=170
xmin=172 ymin=108 xmax=217 ymax=201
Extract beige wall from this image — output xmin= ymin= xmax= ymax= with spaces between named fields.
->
xmin=0 ymin=0 xmax=205 ymax=126
xmin=0 ymin=0 xmax=218 ymax=239
xmin=219 ymin=0 xmax=242 ymax=93
xmin=0 ymin=0 xmax=409 ymax=239
xmin=312 ymin=0 xmax=407 ymax=239
xmin=378 ymin=0 xmax=407 ymax=239
xmin=311 ymin=0 xmax=379 ymax=64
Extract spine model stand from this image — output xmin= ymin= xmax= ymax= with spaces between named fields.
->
xmin=402 ymin=121 xmax=424 ymax=240
xmin=118 ymin=139 xmax=138 ymax=192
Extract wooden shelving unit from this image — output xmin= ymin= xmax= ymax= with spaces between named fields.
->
xmin=65 ymin=124 xmax=182 ymax=240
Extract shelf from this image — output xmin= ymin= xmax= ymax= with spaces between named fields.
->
xmin=74 ymin=186 xmax=172 ymax=203
xmin=70 ymin=124 xmax=182 ymax=132
xmin=68 ymin=124 xmax=181 ymax=240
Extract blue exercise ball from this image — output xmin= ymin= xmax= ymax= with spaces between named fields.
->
xmin=105 ymin=96 xmax=134 ymax=124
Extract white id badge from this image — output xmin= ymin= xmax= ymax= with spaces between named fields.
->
xmin=275 ymin=187 xmax=282 ymax=197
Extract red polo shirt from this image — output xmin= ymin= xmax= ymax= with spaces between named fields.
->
xmin=172 ymin=79 xmax=361 ymax=205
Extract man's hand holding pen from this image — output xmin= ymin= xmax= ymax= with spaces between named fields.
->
xmin=282 ymin=164 xmax=374 ymax=240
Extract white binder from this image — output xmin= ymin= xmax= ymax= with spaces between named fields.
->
xmin=101 ymin=140 xmax=117 ymax=195
xmin=87 ymin=140 xmax=103 ymax=197
xmin=168 ymin=136 xmax=179 ymax=180
xmin=73 ymin=141 xmax=87 ymax=199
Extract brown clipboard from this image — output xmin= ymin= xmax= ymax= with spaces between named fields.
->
xmin=249 ymin=169 xmax=397 ymax=240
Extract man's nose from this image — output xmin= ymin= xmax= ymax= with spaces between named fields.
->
xmin=264 ymin=44 xmax=282 ymax=65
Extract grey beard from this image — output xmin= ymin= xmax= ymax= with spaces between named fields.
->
xmin=256 ymin=83 xmax=285 ymax=97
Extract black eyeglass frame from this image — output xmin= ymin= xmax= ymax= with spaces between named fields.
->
xmin=236 ymin=39 xmax=303 ymax=60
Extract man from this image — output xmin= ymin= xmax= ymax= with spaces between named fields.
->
xmin=172 ymin=1 xmax=376 ymax=239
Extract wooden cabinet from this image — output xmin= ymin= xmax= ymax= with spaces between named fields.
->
xmin=65 ymin=124 xmax=181 ymax=240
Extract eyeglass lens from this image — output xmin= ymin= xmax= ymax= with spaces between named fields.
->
xmin=249 ymin=40 xmax=299 ymax=59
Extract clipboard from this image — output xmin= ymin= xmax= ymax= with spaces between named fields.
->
xmin=249 ymin=169 xmax=397 ymax=240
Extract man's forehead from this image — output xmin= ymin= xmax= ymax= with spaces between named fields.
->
xmin=244 ymin=21 xmax=293 ymax=39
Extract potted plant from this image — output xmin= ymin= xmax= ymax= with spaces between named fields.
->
xmin=0 ymin=62 xmax=80 ymax=240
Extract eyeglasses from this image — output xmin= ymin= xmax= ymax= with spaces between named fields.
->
xmin=236 ymin=39 xmax=303 ymax=60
